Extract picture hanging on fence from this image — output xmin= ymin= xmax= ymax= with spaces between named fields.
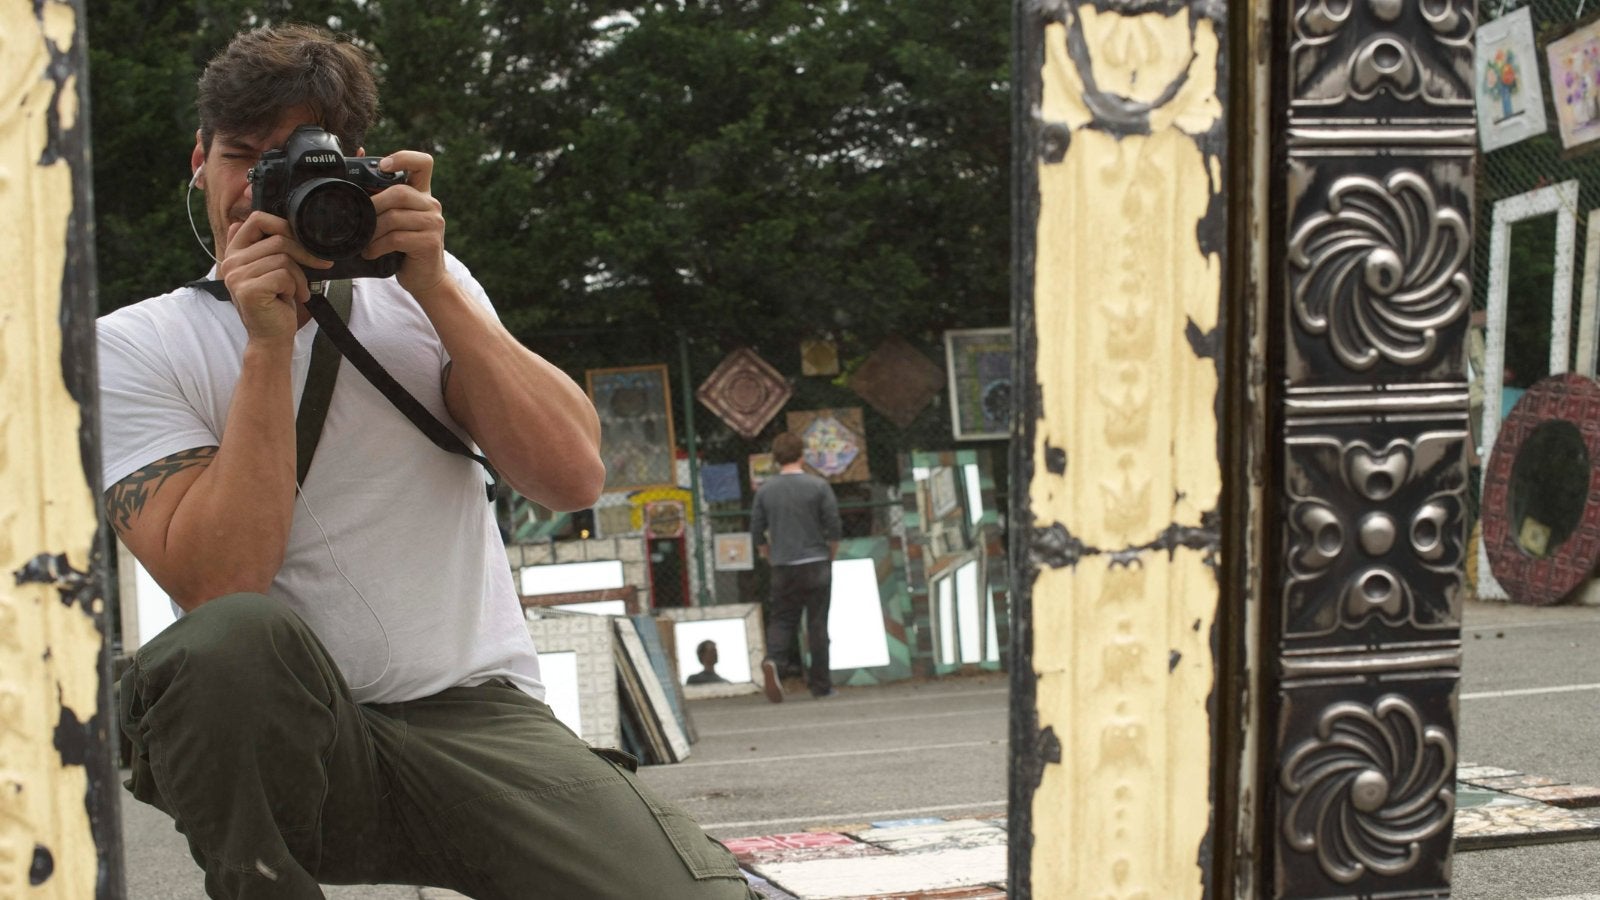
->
xmin=787 ymin=407 xmax=871 ymax=483
xmin=695 ymin=347 xmax=791 ymax=439
xmin=944 ymin=327 xmax=1013 ymax=441
xmin=713 ymin=533 xmax=755 ymax=571
xmin=848 ymin=335 xmax=945 ymax=428
xmin=586 ymin=364 xmax=676 ymax=491
xmin=1545 ymin=15 xmax=1600 ymax=154
xmin=1476 ymin=7 xmax=1548 ymax=152
xmin=748 ymin=453 xmax=780 ymax=492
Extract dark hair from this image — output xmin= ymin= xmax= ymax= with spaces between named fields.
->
xmin=197 ymin=24 xmax=378 ymax=154
xmin=772 ymin=432 xmax=804 ymax=465
xmin=695 ymin=640 xmax=717 ymax=661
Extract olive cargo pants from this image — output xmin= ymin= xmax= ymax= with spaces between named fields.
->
xmin=119 ymin=593 xmax=755 ymax=899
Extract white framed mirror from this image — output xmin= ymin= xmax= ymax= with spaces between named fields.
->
xmin=1480 ymin=180 xmax=1580 ymax=600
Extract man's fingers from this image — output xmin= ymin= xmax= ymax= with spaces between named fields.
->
xmin=364 ymin=207 xmax=445 ymax=259
xmin=379 ymin=150 xmax=433 ymax=194
xmin=227 ymin=212 xmax=333 ymax=268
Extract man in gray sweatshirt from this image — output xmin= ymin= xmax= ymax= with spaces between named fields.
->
xmin=750 ymin=432 xmax=843 ymax=701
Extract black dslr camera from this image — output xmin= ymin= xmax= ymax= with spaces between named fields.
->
xmin=248 ymin=124 xmax=407 ymax=280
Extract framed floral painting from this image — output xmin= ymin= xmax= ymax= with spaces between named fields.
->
xmin=1476 ymin=7 xmax=1549 ymax=152
xmin=1546 ymin=14 xmax=1600 ymax=155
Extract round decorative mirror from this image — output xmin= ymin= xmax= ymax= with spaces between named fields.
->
xmin=1506 ymin=419 xmax=1590 ymax=559
xmin=1482 ymin=372 xmax=1600 ymax=605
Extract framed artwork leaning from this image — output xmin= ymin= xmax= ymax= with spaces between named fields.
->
xmin=586 ymin=364 xmax=676 ymax=491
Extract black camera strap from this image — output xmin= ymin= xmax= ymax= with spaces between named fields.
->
xmin=296 ymin=279 xmax=349 ymax=487
xmin=190 ymin=278 xmax=499 ymax=501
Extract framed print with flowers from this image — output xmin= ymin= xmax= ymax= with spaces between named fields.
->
xmin=1476 ymin=7 xmax=1548 ymax=152
xmin=1545 ymin=14 xmax=1600 ymax=155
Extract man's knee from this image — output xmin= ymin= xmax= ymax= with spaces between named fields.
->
xmin=125 ymin=592 xmax=327 ymax=711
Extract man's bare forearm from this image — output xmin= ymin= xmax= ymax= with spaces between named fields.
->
xmin=155 ymin=340 xmax=297 ymax=608
xmin=418 ymin=278 xmax=605 ymax=511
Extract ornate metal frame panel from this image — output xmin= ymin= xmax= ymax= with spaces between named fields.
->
xmin=1268 ymin=0 xmax=1474 ymax=894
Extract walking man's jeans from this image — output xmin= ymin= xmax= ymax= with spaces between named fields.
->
xmin=119 ymin=592 xmax=754 ymax=900
xmin=765 ymin=560 xmax=833 ymax=696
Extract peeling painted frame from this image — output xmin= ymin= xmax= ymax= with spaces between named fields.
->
xmin=5 ymin=0 xmax=125 ymax=893
xmin=1480 ymin=181 xmax=1580 ymax=600
xmin=1010 ymin=0 xmax=1233 ymax=894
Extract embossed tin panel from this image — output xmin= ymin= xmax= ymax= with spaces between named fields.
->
xmin=1282 ymin=419 xmax=1466 ymax=650
xmin=1271 ymin=0 xmax=1472 ymax=895
xmin=1283 ymin=154 xmax=1474 ymax=388
xmin=1274 ymin=676 xmax=1457 ymax=897
xmin=1287 ymin=0 xmax=1475 ymax=121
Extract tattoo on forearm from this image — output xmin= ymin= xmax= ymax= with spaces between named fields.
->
xmin=104 ymin=447 xmax=217 ymax=534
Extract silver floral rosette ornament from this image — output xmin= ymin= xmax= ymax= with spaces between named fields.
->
xmin=1289 ymin=170 xmax=1469 ymax=371
xmin=1281 ymin=694 xmax=1455 ymax=883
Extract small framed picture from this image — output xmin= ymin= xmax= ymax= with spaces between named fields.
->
xmin=585 ymin=364 xmax=676 ymax=491
xmin=1476 ymin=7 xmax=1549 ymax=153
xmin=1545 ymin=13 xmax=1600 ymax=155
xmin=944 ymin=328 xmax=1012 ymax=441
xmin=713 ymin=533 xmax=755 ymax=571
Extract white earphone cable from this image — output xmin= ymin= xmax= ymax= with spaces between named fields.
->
xmin=186 ymin=165 xmax=219 ymax=264
xmin=294 ymin=482 xmax=393 ymax=691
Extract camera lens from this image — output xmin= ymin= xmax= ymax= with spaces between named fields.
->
xmin=286 ymin=178 xmax=377 ymax=260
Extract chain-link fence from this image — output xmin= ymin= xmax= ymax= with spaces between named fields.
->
xmin=1474 ymin=0 xmax=1600 ymax=524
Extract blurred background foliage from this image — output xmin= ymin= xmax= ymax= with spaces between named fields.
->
xmin=89 ymin=0 xmax=1012 ymax=494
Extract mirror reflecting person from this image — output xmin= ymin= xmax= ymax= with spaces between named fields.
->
xmin=100 ymin=23 xmax=753 ymax=900
xmin=686 ymin=640 xmax=731 ymax=685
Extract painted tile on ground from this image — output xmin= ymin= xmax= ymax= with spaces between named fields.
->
xmin=754 ymin=845 xmax=1007 ymax=900
xmin=841 ymin=886 xmax=1007 ymax=900
xmin=735 ymin=842 xmax=891 ymax=866
xmin=1457 ymin=783 xmax=1540 ymax=810
xmin=1457 ymin=765 xmax=1523 ymax=782
xmin=746 ymin=870 xmax=803 ymax=900
xmin=1455 ymin=804 xmax=1600 ymax=849
xmin=1510 ymin=784 xmax=1600 ymax=809
xmin=869 ymin=817 xmax=946 ymax=829
xmin=848 ymin=819 xmax=1006 ymax=855
xmin=1472 ymin=774 xmax=1563 ymax=790
xmin=725 ymin=833 xmax=865 ymax=864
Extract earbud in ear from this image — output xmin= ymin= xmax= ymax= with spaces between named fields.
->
xmin=190 ymin=164 xmax=204 ymax=188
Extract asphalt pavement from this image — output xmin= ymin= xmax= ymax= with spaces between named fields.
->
xmin=117 ymin=600 xmax=1598 ymax=898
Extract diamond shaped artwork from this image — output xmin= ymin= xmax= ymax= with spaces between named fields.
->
xmin=801 ymin=338 xmax=840 ymax=376
xmin=848 ymin=335 xmax=944 ymax=428
xmin=787 ymin=408 xmax=870 ymax=483
xmin=696 ymin=348 xmax=792 ymax=439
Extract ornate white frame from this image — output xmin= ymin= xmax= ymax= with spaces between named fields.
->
xmin=1479 ymin=180 xmax=1580 ymax=599
xmin=1576 ymin=209 xmax=1600 ymax=377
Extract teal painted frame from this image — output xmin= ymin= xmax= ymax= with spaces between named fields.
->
xmin=805 ymin=535 xmax=915 ymax=686
xmin=900 ymin=449 xmax=1010 ymax=676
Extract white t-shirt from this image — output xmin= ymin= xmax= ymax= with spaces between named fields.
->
xmin=97 ymin=253 xmax=543 ymax=705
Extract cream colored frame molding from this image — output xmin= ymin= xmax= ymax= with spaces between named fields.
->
xmin=1576 ymin=208 xmax=1600 ymax=376
xmin=1479 ymin=180 xmax=1580 ymax=600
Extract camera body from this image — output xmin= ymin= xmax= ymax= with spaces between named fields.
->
xmin=249 ymin=125 xmax=406 ymax=280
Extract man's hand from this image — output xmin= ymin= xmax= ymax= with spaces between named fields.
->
xmin=367 ymin=150 xmax=449 ymax=299
xmin=219 ymin=212 xmax=332 ymax=343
